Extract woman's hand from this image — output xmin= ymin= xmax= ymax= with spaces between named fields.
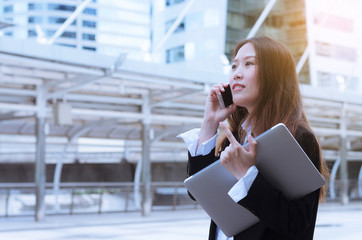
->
xmin=204 ymin=83 xmax=237 ymax=124
xmin=198 ymin=83 xmax=237 ymax=145
xmin=219 ymin=122 xmax=257 ymax=180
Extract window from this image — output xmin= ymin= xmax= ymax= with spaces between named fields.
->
xmin=83 ymin=8 xmax=97 ymax=15
xmin=165 ymin=19 xmax=185 ymax=33
xmin=317 ymin=72 xmax=358 ymax=91
xmin=48 ymin=4 xmax=75 ymax=12
xmin=166 ymin=45 xmax=184 ymax=63
xmin=45 ymin=29 xmax=76 ymax=38
xmin=61 ymin=31 xmax=76 ymax=39
xmin=83 ymin=20 xmax=96 ymax=28
xmin=3 ymin=5 xmax=13 ymax=13
xmin=166 ymin=0 xmax=185 ymax=7
xmin=28 ymin=30 xmax=37 ymax=37
xmin=314 ymin=13 xmax=354 ymax=32
xmin=83 ymin=46 xmax=96 ymax=51
xmin=28 ymin=16 xmax=42 ymax=24
xmin=28 ymin=3 xmax=42 ymax=10
xmin=48 ymin=17 xmax=76 ymax=25
xmin=56 ymin=43 xmax=76 ymax=48
xmin=82 ymin=33 xmax=96 ymax=41
xmin=315 ymin=42 xmax=357 ymax=62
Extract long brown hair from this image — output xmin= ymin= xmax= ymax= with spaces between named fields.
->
xmin=216 ymin=36 xmax=329 ymax=200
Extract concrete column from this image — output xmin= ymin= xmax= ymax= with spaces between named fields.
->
xmin=340 ymin=136 xmax=349 ymax=205
xmin=141 ymin=95 xmax=152 ymax=216
xmin=329 ymin=158 xmax=341 ymax=200
xmin=35 ymin=87 xmax=47 ymax=221
xmin=340 ymin=102 xmax=349 ymax=205
xmin=35 ymin=116 xmax=46 ymax=221
xmin=141 ymin=122 xmax=152 ymax=216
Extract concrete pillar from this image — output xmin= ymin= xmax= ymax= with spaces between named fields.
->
xmin=141 ymin=122 xmax=152 ymax=216
xmin=35 ymin=86 xmax=46 ymax=221
xmin=329 ymin=158 xmax=341 ymax=200
xmin=141 ymin=95 xmax=152 ymax=216
xmin=35 ymin=116 xmax=46 ymax=221
xmin=340 ymin=102 xmax=349 ymax=205
xmin=340 ymin=136 xmax=349 ymax=205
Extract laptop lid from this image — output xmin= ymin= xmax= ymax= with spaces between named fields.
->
xmin=184 ymin=123 xmax=325 ymax=237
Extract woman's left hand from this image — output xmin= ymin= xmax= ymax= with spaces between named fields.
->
xmin=219 ymin=122 xmax=257 ymax=180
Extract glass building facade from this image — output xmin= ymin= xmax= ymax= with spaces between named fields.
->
xmin=0 ymin=0 xmax=151 ymax=59
xmin=1 ymin=0 xmax=362 ymax=91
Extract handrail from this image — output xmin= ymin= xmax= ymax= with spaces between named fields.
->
xmin=0 ymin=181 xmax=186 ymax=188
xmin=0 ymin=181 xmax=197 ymax=218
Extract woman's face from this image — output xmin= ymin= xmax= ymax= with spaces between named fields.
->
xmin=229 ymin=42 xmax=259 ymax=113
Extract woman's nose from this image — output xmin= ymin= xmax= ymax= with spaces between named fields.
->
xmin=233 ymin=67 xmax=243 ymax=80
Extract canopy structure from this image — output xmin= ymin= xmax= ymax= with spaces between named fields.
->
xmin=0 ymin=37 xmax=221 ymax=161
xmin=1 ymin=37 xmax=362 ymax=219
xmin=0 ymin=36 xmax=223 ymax=219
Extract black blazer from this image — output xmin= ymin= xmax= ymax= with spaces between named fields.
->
xmin=187 ymin=126 xmax=322 ymax=240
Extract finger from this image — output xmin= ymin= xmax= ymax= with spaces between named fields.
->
xmin=219 ymin=83 xmax=226 ymax=92
xmin=219 ymin=122 xmax=239 ymax=146
xmin=211 ymin=84 xmax=224 ymax=96
xmin=225 ymin=104 xmax=237 ymax=114
xmin=220 ymin=82 xmax=229 ymax=91
xmin=247 ymin=135 xmax=257 ymax=154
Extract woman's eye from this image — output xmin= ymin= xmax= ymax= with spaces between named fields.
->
xmin=245 ymin=61 xmax=254 ymax=66
xmin=231 ymin=64 xmax=237 ymax=70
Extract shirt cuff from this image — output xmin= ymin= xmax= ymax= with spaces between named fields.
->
xmin=228 ymin=166 xmax=259 ymax=203
xmin=177 ymin=128 xmax=217 ymax=156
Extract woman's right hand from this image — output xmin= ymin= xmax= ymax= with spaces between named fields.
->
xmin=198 ymin=83 xmax=237 ymax=145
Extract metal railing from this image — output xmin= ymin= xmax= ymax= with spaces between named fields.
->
xmin=0 ymin=182 xmax=198 ymax=217
xmin=1 ymin=179 xmax=361 ymax=218
xmin=327 ymin=179 xmax=362 ymax=202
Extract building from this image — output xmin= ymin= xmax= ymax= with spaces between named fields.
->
xmin=151 ymin=0 xmax=228 ymax=73
xmin=0 ymin=0 xmax=151 ymax=59
xmin=305 ymin=0 xmax=362 ymax=92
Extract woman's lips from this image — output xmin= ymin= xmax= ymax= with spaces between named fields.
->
xmin=232 ymin=83 xmax=245 ymax=91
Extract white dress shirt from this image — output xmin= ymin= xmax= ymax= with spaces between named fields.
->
xmin=178 ymin=128 xmax=259 ymax=240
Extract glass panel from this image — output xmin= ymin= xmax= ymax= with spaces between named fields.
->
xmin=166 ymin=45 xmax=185 ymax=63
xmin=48 ymin=4 xmax=76 ymax=11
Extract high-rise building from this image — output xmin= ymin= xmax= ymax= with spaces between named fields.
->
xmin=0 ymin=0 xmax=152 ymax=59
xmin=305 ymin=0 xmax=362 ymax=92
xmin=151 ymin=0 xmax=228 ymax=73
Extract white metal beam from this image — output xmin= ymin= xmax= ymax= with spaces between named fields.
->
xmin=153 ymin=0 xmax=196 ymax=53
xmin=45 ymin=75 xmax=106 ymax=100
xmin=47 ymin=0 xmax=92 ymax=45
xmin=296 ymin=45 xmax=309 ymax=75
xmin=247 ymin=0 xmax=278 ymax=39
xmin=150 ymin=90 xmax=203 ymax=107
xmin=0 ymin=88 xmax=37 ymax=96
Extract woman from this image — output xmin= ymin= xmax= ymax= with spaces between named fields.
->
xmin=179 ymin=36 xmax=329 ymax=239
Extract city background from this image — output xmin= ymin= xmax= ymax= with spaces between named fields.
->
xmin=0 ymin=0 xmax=362 ymax=239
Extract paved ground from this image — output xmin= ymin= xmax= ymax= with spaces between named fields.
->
xmin=0 ymin=202 xmax=361 ymax=239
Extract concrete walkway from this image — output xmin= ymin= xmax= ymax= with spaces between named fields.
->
xmin=0 ymin=202 xmax=361 ymax=239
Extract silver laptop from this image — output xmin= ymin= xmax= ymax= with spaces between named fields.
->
xmin=184 ymin=123 xmax=325 ymax=237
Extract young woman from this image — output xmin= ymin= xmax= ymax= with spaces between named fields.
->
xmin=179 ymin=36 xmax=329 ymax=240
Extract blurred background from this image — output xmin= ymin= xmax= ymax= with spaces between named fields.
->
xmin=0 ymin=0 xmax=362 ymax=238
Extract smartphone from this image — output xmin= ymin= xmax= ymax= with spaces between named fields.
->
xmin=217 ymin=84 xmax=233 ymax=109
